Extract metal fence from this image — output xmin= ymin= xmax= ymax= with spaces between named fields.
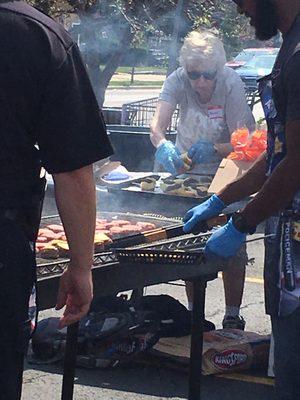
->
xmin=121 ymin=88 xmax=259 ymax=129
xmin=121 ymin=97 xmax=179 ymax=131
xmin=245 ymin=87 xmax=260 ymax=110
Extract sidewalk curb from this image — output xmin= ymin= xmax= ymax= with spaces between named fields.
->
xmin=107 ymin=86 xmax=162 ymax=90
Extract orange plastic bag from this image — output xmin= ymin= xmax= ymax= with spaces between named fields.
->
xmin=252 ymin=129 xmax=267 ymax=150
xmin=227 ymin=128 xmax=267 ymax=162
xmin=230 ymin=128 xmax=249 ymax=148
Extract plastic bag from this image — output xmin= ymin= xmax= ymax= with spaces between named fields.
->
xmin=227 ymin=128 xmax=267 ymax=162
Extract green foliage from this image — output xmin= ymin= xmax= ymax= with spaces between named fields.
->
xmin=28 ymin=0 xmax=72 ymax=16
xmin=190 ymin=0 xmax=251 ymax=58
xmin=29 ymin=0 xmax=250 ymax=58
xmin=28 ymin=0 xmax=254 ymax=104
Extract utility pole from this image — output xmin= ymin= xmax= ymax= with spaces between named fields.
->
xmin=167 ymin=0 xmax=189 ymax=76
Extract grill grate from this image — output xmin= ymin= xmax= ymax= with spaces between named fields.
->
xmin=116 ymin=248 xmax=204 ymax=265
xmin=125 ymin=232 xmax=211 ymax=251
xmin=36 ymin=214 xmax=212 ymax=278
xmin=114 ymin=232 xmax=211 ymax=266
xmin=36 ymin=252 xmax=118 ymax=279
xmin=36 ymin=211 xmax=178 ymax=270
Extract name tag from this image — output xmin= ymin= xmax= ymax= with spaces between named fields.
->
xmin=208 ymin=106 xmax=224 ymax=120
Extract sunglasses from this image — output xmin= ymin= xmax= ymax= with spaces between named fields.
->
xmin=186 ymin=70 xmax=217 ymax=81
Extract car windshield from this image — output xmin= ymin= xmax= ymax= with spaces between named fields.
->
xmin=234 ymin=51 xmax=255 ymax=63
xmin=246 ymin=55 xmax=277 ymax=69
xmin=234 ymin=48 xmax=278 ymax=63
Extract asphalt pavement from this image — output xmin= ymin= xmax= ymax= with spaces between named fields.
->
xmin=23 ymin=362 xmax=273 ymax=400
xmin=22 ymin=232 xmax=273 ymax=399
xmin=104 ymin=88 xmax=161 ymax=108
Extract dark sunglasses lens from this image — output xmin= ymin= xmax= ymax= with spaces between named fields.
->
xmin=187 ymin=70 xmax=217 ymax=80
xmin=187 ymin=71 xmax=201 ymax=80
xmin=202 ymin=71 xmax=217 ymax=80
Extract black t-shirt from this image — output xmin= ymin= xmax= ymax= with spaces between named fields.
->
xmin=272 ymin=15 xmax=300 ymax=125
xmin=264 ymin=16 xmax=300 ymax=316
xmin=0 ymin=1 xmax=113 ymax=206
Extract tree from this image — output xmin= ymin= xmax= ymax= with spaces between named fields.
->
xmin=191 ymin=0 xmax=251 ymax=57
xmin=30 ymin=0 xmax=249 ymax=107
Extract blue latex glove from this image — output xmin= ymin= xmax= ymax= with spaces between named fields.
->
xmin=183 ymin=194 xmax=225 ymax=233
xmin=188 ymin=140 xmax=218 ymax=164
xmin=205 ymin=217 xmax=246 ymax=258
xmin=155 ymin=141 xmax=183 ymax=175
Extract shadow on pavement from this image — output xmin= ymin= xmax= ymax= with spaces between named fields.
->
xmin=25 ymin=360 xmax=274 ymax=400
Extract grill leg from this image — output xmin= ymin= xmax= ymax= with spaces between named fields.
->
xmin=61 ymin=322 xmax=79 ymax=400
xmin=188 ymin=278 xmax=207 ymax=400
xmin=130 ymin=287 xmax=144 ymax=303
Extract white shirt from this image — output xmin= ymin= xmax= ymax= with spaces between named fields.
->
xmin=159 ymin=66 xmax=256 ymax=174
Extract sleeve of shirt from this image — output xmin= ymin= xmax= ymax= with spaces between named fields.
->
xmin=225 ymin=72 xmax=256 ymax=137
xmin=159 ymin=70 xmax=183 ymax=107
xmin=36 ymin=43 xmax=113 ymax=174
xmin=285 ymin=51 xmax=300 ymax=123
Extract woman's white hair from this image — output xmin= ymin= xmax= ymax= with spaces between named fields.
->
xmin=179 ymin=30 xmax=226 ymax=73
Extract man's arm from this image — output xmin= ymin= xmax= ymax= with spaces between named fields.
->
xmin=183 ymin=153 xmax=267 ymax=233
xmin=53 ymin=164 xmax=96 ymax=327
xmin=218 ymin=152 xmax=268 ymax=205
xmin=240 ymin=120 xmax=300 ymax=226
xmin=203 ymin=122 xmax=300 ymax=258
xmin=150 ymin=100 xmax=176 ymax=148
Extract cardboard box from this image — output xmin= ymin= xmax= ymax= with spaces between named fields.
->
xmin=208 ymin=159 xmax=255 ymax=194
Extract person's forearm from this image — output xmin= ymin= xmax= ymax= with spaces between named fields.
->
xmin=150 ymin=100 xmax=176 ymax=148
xmin=218 ymin=153 xmax=267 ymax=205
xmin=150 ymin=122 xmax=167 ymax=148
xmin=241 ymin=156 xmax=300 ymax=226
xmin=53 ymin=165 xmax=96 ymax=270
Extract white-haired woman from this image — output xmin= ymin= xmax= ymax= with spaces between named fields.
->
xmin=151 ymin=30 xmax=255 ymax=175
xmin=150 ymin=30 xmax=255 ymax=330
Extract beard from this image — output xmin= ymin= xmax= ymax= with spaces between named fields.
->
xmin=254 ymin=0 xmax=279 ymax=40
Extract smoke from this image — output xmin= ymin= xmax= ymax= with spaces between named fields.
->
xmin=68 ymin=4 xmax=193 ymax=74
xmin=96 ymin=183 xmax=188 ymax=218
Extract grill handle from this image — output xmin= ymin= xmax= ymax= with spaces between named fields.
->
xmin=189 ymin=214 xmax=228 ymax=235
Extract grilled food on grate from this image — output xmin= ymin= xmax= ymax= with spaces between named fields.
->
xmin=36 ymin=217 xmax=162 ymax=259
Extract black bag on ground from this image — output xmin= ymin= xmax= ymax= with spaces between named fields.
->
xmin=134 ymin=295 xmax=192 ymax=337
xmin=31 ymin=295 xmax=161 ymax=368
xmin=90 ymin=294 xmax=192 ymax=338
xmin=132 ymin=294 xmax=215 ymax=336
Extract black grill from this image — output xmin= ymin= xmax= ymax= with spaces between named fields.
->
xmin=36 ymin=222 xmax=212 ymax=279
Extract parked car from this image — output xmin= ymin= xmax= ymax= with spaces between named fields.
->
xmin=226 ymin=47 xmax=279 ymax=70
xmin=236 ymin=53 xmax=278 ymax=88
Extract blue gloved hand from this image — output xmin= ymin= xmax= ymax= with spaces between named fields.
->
xmin=183 ymin=194 xmax=225 ymax=234
xmin=204 ymin=217 xmax=246 ymax=258
xmin=155 ymin=141 xmax=184 ymax=175
xmin=188 ymin=140 xmax=218 ymax=164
